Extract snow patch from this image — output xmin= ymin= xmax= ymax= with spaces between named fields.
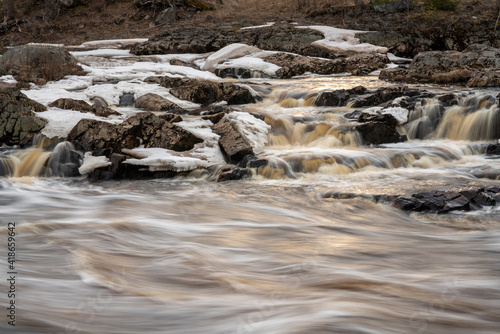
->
xmin=216 ymin=56 xmax=281 ymax=77
xmin=78 ymin=39 xmax=148 ymax=49
xmin=298 ymin=26 xmax=388 ymax=55
xmin=240 ymin=22 xmax=275 ymax=30
xmin=203 ymin=43 xmax=261 ymax=71
xmin=123 ymin=148 xmax=209 ymax=172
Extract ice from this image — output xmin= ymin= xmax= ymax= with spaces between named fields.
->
xmin=36 ymin=108 xmax=121 ymax=138
xmin=226 ymin=112 xmax=271 ymax=154
xmin=216 ymin=56 xmax=281 ymax=77
xmin=387 ymin=53 xmax=412 ymax=63
xmin=78 ymin=153 xmax=112 ymax=175
xmin=123 ymin=148 xmax=210 ymax=172
xmin=298 ymin=26 xmax=388 ymax=55
xmin=70 ymin=49 xmax=132 ymax=57
xmin=175 ymin=118 xmax=225 ymax=164
xmin=240 ymin=22 xmax=275 ymax=30
xmin=77 ymin=39 xmax=148 ymax=49
xmin=203 ymin=43 xmax=261 ymax=71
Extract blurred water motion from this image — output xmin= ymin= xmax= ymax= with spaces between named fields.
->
xmin=0 ymin=179 xmax=499 ymax=334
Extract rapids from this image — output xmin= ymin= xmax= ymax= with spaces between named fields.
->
xmin=1 ymin=41 xmax=500 ymax=334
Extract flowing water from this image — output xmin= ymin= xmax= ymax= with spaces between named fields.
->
xmin=1 ymin=46 xmax=500 ymax=334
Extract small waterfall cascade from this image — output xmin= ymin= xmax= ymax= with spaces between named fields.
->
xmin=0 ymin=135 xmax=83 ymax=177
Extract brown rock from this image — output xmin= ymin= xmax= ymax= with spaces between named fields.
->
xmin=135 ymin=93 xmax=187 ymax=114
xmin=212 ymin=116 xmax=253 ymax=164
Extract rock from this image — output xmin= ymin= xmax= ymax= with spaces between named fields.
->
xmin=0 ymin=45 xmax=83 ymax=84
xmin=47 ymin=141 xmax=83 ymax=177
xmin=314 ymin=87 xmax=366 ymax=107
xmin=344 ymin=53 xmax=390 ymax=75
xmin=215 ymin=67 xmax=268 ymax=79
xmin=486 ymin=144 xmax=500 ymax=155
xmin=169 ymin=59 xmax=199 ymax=69
xmin=155 ymin=7 xmax=177 ymax=25
xmin=393 ymin=187 xmax=500 ymax=213
xmin=264 ymin=53 xmax=344 ymax=78
xmin=67 ymin=112 xmax=202 ymax=157
xmin=119 ymin=94 xmax=135 ymax=107
xmin=159 ymin=113 xmax=182 ymax=123
xmin=169 ymin=80 xmax=256 ymax=105
xmin=92 ymin=97 xmax=108 ymax=107
xmin=354 ymin=113 xmax=407 ymax=145
xmin=379 ymin=45 xmax=500 ymax=87
xmin=0 ymin=88 xmax=47 ymax=146
xmin=135 ymin=93 xmax=187 ymax=113
xmin=212 ymin=116 xmax=254 ymax=164
xmin=217 ymin=167 xmax=253 ymax=181
xmin=373 ymin=0 xmax=414 ymax=14
xmin=48 ymin=98 xmax=120 ymax=117
xmin=351 ymin=87 xmax=421 ymax=108
xmin=131 ymin=24 xmax=331 ymax=58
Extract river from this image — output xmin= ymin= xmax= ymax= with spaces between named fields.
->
xmin=0 ymin=40 xmax=500 ymax=334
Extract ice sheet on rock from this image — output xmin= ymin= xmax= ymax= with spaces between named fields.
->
xmin=203 ymin=43 xmax=261 ymax=71
xmin=78 ymin=39 xmax=148 ymax=49
xmin=78 ymin=153 xmax=112 ymax=175
xmin=298 ymin=26 xmax=388 ymax=55
xmin=174 ymin=118 xmax=225 ymax=164
xmin=71 ymin=49 xmax=132 ymax=58
xmin=387 ymin=53 xmax=412 ymax=63
xmin=216 ymin=56 xmax=281 ymax=77
xmin=364 ymin=106 xmax=409 ymax=125
xmin=226 ymin=112 xmax=271 ymax=154
xmin=240 ymin=22 xmax=275 ymax=30
xmin=123 ymin=148 xmax=210 ymax=172
xmin=37 ymin=108 xmax=121 ymax=138
xmin=82 ymin=61 xmax=219 ymax=82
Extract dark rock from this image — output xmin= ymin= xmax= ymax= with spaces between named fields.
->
xmin=379 ymin=45 xmax=500 ymax=87
xmin=92 ymin=97 xmax=108 ymax=107
xmin=48 ymin=98 xmax=120 ymax=117
xmin=169 ymin=59 xmax=199 ymax=69
xmin=202 ymin=112 xmax=226 ymax=124
xmin=355 ymin=113 xmax=406 ymax=145
xmin=131 ymin=24 xmax=330 ymax=58
xmin=0 ymin=88 xmax=48 ymax=146
xmin=486 ymin=144 xmax=500 ymax=155
xmin=119 ymin=94 xmax=135 ymax=107
xmin=169 ymin=80 xmax=256 ymax=106
xmin=0 ymin=45 xmax=83 ymax=84
xmin=215 ymin=67 xmax=268 ymax=79
xmin=344 ymin=110 xmax=363 ymax=120
xmin=373 ymin=0 xmax=414 ymax=14
xmin=135 ymin=93 xmax=187 ymax=113
xmin=237 ymin=154 xmax=268 ymax=168
xmin=440 ymin=195 xmax=470 ymax=213
xmin=67 ymin=112 xmax=202 ymax=157
xmin=351 ymin=86 xmax=420 ymax=108
xmin=47 ymin=142 xmax=83 ymax=177
xmin=158 ymin=113 xmax=182 ymax=123
xmin=315 ymin=90 xmax=351 ymax=107
xmin=217 ymin=167 xmax=253 ymax=181
xmin=212 ymin=116 xmax=253 ymax=164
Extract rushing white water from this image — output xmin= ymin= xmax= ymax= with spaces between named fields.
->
xmin=1 ymin=40 xmax=500 ymax=334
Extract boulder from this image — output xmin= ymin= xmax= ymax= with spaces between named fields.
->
xmin=354 ymin=113 xmax=407 ymax=145
xmin=131 ymin=24 xmax=331 ymax=58
xmin=217 ymin=167 xmax=253 ymax=182
xmin=0 ymin=88 xmax=47 ymax=146
xmin=67 ymin=112 xmax=202 ymax=157
xmin=351 ymin=86 xmax=421 ymax=108
xmin=314 ymin=86 xmax=367 ymax=107
xmin=379 ymin=44 xmax=500 ymax=87
xmin=135 ymin=93 xmax=187 ymax=113
xmin=168 ymin=80 xmax=256 ymax=105
xmin=394 ymin=187 xmax=500 ymax=213
xmin=48 ymin=98 xmax=120 ymax=117
xmin=264 ymin=53 xmax=344 ymax=78
xmin=0 ymin=45 xmax=83 ymax=84
xmin=212 ymin=116 xmax=254 ymax=164
xmin=202 ymin=43 xmax=261 ymax=71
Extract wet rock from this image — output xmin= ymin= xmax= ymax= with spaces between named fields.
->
xmin=355 ymin=113 xmax=406 ymax=145
xmin=315 ymin=87 xmax=366 ymax=107
xmin=67 ymin=112 xmax=202 ymax=157
xmin=344 ymin=110 xmax=363 ymax=120
xmin=48 ymin=98 xmax=120 ymax=117
xmin=237 ymin=154 xmax=268 ymax=168
xmin=0 ymin=87 xmax=47 ymax=146
xmin=217 ymin=167 xmax=253 ymax=181
xmin=351 ymin=86 xmax=421 ymax=108
xmin=212 ymin=116 xmax=253 ymax=164
xmin=135 ymin=93 xmax=187 ymax=114
xmin=0 ymin=45 xmax=84 ymax=84
xmin=92 ymin=97 xmax=108 ymax=107
xmin=264 ymin=53 xmax=344 ymax=78
xmin=486 ymin=144 xmax=500 ymax=155
xmin=393 ymin=187 xmax=500 ymax=213
xmin=158 ymin=113 xmax=182 ymax=123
